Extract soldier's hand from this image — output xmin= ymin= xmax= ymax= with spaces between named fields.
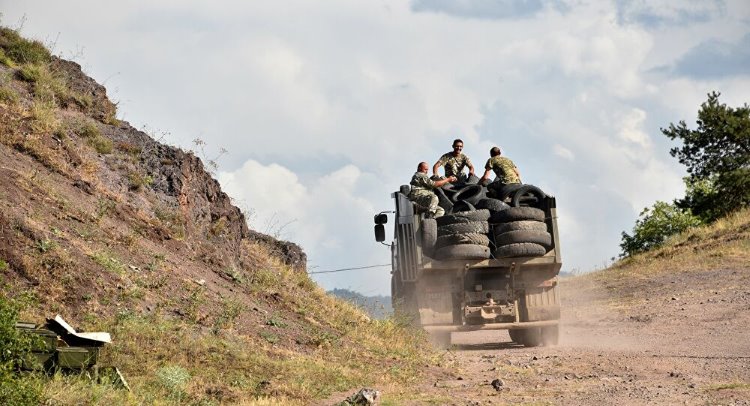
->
xmin=448 ymin=176 xmax=457 ymax=182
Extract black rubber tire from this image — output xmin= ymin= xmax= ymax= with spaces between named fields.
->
xmin=508 ymin=329 xmax=522 ymax=344
xmin=434 ymin=244 xmax=491 ymax=260
xmin=475 ymin=198 xmax=510 ymax=212
xmin=510 ymin=184 xmax=546 ymax=208
xmin=399 ymin=184 xmax=411 ymax=196
xmin=490 ymin=207 xmax=545 ymax=223
xmin=451 ymin=200 xmax=475 ymax=213
xmin=421 ymin=218 xmax=437 ymax=257
xmin=519 ymin=328 xmax=543 ymax=347
xmin=436 ymin=209 xmax=491 ymax=226
xmin=438 ymin=221 xmax=489 ymax=235
xmin=451 ymin=184 xmax=485 ymax=205
xmin=493 ymin=242 xmax=547 ymax=258
xmin=495 ymin=183 xmax=524 ymax=200
xmin=466 ymin=174 xmax=480 ymax=185
xmin=434 ymin=187 xmax=454 ymax=212
xmin=493 ymin=220 xmax=547 ymax=234
xmin=494 ymin=230 xmax=552 ymax=248
xmin=435 ymin=233 xmax=490 ymax=250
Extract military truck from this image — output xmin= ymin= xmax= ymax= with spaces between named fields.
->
xmin=374 ymin=183 xmax=561 ymax=347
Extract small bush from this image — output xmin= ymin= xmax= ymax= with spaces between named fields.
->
xmin=90 ymin=251 xmax=125 ymax=274
xmin=0 ymin=293 xmax=44 ymax=405
xmin=30 ymin=100 xmax=59 ymax=133
xmin=127 ymin=172 xmax=153 ymax=191
xmin=16 ymin=64 xmax=42 ymax=82
xmin=0 ymin=28 xmax=51 ymax=65
xmin=156 ymin=365 xmax=191 ymax=402
xmin=0 ymin=85 xmax=18 ymax=105
xmin=0 ymin=260 xmax=7 ymax=272
xmin=73 ymin=120 xmax=113 ymax=154
xmin=0 ymin=49 xmax=13 ymax=67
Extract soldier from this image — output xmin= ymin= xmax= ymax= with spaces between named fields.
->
xmin=480 ymin=146 xmax=521 ymax=185
xmin=409 ymin=162 xmax=457 ymax=218
xmin=432 ymin=139 xmax=475 ymax=181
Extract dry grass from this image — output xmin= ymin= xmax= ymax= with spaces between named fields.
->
xmin=585 ymin=208 xmax=750 ymax=284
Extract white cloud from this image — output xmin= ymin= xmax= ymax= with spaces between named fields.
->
xmin=553 ymin=144 xmax=575 ymax=161
xmin=618 ymin=108 xmax=651 ymax=148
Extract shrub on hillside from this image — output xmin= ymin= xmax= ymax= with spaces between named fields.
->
xmin=620 ymin=201 xmax=702 ymax=257
xmin=0 ymin=293 xmax=43 ymax=405
xmin=0 ymin=28 xmax=51 ymax=66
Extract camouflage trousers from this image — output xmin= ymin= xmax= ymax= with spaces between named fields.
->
xmin=408 ymin=191 xmax=445 ymax=218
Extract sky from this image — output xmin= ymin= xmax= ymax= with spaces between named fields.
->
xmin=2 ymin=0 xmax=749 ymax=296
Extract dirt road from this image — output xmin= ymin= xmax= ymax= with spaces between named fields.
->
xmin=422 ymin=267 xmax=750 ymax=405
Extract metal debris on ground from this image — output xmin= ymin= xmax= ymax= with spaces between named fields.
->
xmin=15 ymin=314 xmax=129 ymax=390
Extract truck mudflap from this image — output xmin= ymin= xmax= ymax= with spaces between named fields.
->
xmin=422 ymin=319 xmax=559 ymax=333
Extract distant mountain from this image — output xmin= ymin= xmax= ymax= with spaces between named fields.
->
xmin=329 ymin=289 xmax=392 ymax=320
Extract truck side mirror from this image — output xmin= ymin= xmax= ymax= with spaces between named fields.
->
xmin=374 ymin=224 xmax=385 ymax=242
xmin=374 ymin=213 xmax=388 ymax=225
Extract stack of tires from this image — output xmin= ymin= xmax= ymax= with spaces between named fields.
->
xmin=416 ymin=180 xmax=552 ymax=260
xmin=431 ymin=209 xmax=491 ymax=260
xmin=489 ymin=207 xmax=552 ymax=258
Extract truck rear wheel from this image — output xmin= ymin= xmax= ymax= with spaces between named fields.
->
xmin=519 ymin=328 xmax=543 ymax=347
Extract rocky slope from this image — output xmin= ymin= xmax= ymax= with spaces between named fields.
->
xmin=0 ymin=26 xmax=310 ymax=332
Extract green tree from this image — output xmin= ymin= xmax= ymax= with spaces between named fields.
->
xmin=662 ymin=91 xmax=750 ymax=221
xmin=620 ymin=201 xmax=701 ymax=257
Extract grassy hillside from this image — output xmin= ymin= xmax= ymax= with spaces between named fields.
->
xmin=565 ymin=207 xmax=750 ymax=305
xmin=0 ymin=27 xmax=441 ymax=405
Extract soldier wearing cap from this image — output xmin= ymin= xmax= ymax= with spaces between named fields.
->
xmin=480 ymin=146 xmax=521 ymax=185
xmin=409 ymin=162 xmax=457 ymax=218
xmin=433 ymin=138 xmax=475 ymax=181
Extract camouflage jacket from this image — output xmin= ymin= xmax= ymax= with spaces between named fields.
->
xmin=485 ymin=156 xmax=520 ymax=184
xmin=409 ymin=172 xmax=436 ymax=198
xmin=436 ymin=152 xmax=472 ymax=177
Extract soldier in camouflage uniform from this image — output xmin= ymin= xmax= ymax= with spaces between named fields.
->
xmin=480 ymin=146 xmax=521 ymax=185
xmin=409 ymin=162 xmax=457 ymax=218
xmin=432 ymin=139 xmax=475 ymax=180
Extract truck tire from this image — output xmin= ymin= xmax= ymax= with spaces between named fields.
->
xmin=494 ymin=183 xmax=524 ymax=200
xmin=451 ymin=184 xmax=485 ymax=204
xmin=493 ymin=242 xmax=547 ymax=258
xmin=434 ymin=244 xmax=491 ymax=260
xmin=436 ymin=209 xmax=491 ymax=226
xmin=508 ymin=329 xmax=522 ymax=344
xmin=490 ymin=207 xmax=545 ymax=223
xmin=494 ymin=230 xmax=552 ymax=248
xmin=421 ymin=218 xmax=437 ymax=257
xmin=435 ymin=187 xmax=454 ymax=212
xmin=475 ymin=198 xmax=509 ymax=212
xmin=510 ymin=184 xmax=546 ymax=208
xmin=451 ymin=200 xmax=475 ymax=213
xmin=437 ymin=221 xmax=489 ymax=235
xmin=493 ymin=220 xmax=547 ymax=234
xmin=519 ymin=328 xmax=543 ymax=347
xmin=466 ymin=174 xmax=480 ymax=185
xmin=435 ymin=233 xmax=490 ymax=249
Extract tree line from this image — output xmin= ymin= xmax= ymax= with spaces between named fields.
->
xmin=620 ymin=91 xmax=750 ymax=257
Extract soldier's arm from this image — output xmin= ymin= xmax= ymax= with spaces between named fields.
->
xmin=433 ymin=176 xmax=457 ymax=188
xmin=432 ymin=160 xmax=442 ymax=176
xmin=467 ymin=161 xmax=475 ymax=176
xmin=479 ymin=168 xmax=492 ymax=183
